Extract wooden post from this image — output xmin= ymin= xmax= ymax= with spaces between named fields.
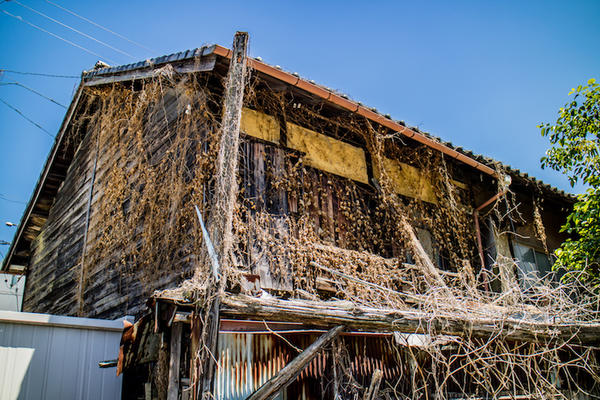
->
xmin=362 ymin=369 xmax=383 ymax=400
xmin=189 ymin=312 xmax=201 ymax=400
xmin=246 ymin=325 xmax=344 ymax=400
xmin=332 ymin=338 xmax=340 ymax=400
xmin=199 ymin=31 xmax=249 ymax=278
xmin=167 ymin=322 xmax=183 ymax=400
xmin=197 ymin=31 xmax=249 ymax=399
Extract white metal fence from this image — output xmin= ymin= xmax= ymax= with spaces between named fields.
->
xmin=0 ymin=310 xmax=124 ymax=400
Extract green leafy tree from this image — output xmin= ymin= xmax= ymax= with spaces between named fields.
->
xmin=540 ymin=79 xmax=600 ymax=280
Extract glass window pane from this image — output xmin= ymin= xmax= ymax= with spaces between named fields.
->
xmin=514 ymin=243 xmax=539 ymax=289
xmin=535 ymin=251 xmax=552 ymax=277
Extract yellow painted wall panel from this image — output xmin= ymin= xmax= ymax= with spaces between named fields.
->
xmin=241 ymin=108 xmax=280 ymax=144
xmin=286 ymin=122 xmax=368 ymax=184
xmin=373 ymin=157 xmax=438 ymax=204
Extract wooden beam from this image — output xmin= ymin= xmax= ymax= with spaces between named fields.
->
xmin=247 ymin=325 xmax=344 ymax=400
xmin=167 ymin=322 xmax=183 ymax=400
xmin=398 ymin=213 xmax=448 ymax=290
xmin=220 ymin=294 xmax=600 ymax=345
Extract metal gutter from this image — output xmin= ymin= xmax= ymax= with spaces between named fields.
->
xmin=212 ymin=45 xmax=498 ymax=177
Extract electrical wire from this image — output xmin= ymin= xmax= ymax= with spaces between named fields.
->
xmin=0 ymin=69 xmax=79 ymax=78
xmin=13 ymin=0 xmax=135 ymax=60
xmin=0 ymin=194 xmax=26 ymax=204
xmin=0 ymin=96 xmax=54 ymax=138
xmin=45 ymin=0 xmax=157 ymax=53
xmin=0 ymin=82 xmax=67 ymax=108
xmin=1 ymin=9 xmax=115 ymax=63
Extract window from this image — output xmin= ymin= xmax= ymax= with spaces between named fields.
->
xmin=512 ymin=242 xmax=553 ymax=289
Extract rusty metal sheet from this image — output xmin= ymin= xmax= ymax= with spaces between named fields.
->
xmin=117 ymin=314 xmax=159 ymax=375
xmin=213 ymin=332 xmax=404 ymax=400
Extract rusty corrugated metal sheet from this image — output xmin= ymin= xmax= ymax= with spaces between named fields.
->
xmin=214 ymin=333 xmax=404 ymax=400
xmin=214 ymin=333 xmax=288 ymax=400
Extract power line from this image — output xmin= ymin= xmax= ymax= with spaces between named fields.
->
xmin=45 ymin=0 xmax=156 ymax=54
xmin=0 ymin=194 xmax=26 ymax=204
xmin=0 ymin=96 xmax=54 ymax=138
xmin=13 ymin=0 xmax=135 ymax=60
xmin=0 ymin=82 xmax=67 ymax=108
xmin=0 ymin=69 xmax=79 ymax=78
xmin=1 ymin=9 xmax=115 ymax=64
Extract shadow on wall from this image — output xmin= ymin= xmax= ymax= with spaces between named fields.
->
xmin=0 ymin=311 xmax=124 ymax=400
xmin=0 ymin=347 xmax=34 ymax=400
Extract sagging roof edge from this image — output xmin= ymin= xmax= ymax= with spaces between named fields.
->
xmin=1 ymin=43 xmax=574 ymax=274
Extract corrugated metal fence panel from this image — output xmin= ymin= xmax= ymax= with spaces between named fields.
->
xmin=214 ymin=333 xmax=288 ymax=400
xmin=213 ymin=333 xmax=402 ymax=400
xmin=0 ymin=311 xmax=123 ymax=400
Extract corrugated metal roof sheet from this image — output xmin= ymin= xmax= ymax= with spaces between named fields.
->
xmin=214 ymin=332 xmax=406 ymax=400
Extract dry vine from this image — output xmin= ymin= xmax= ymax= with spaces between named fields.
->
xmin=70 ymin=69 xmax=599 ymax=399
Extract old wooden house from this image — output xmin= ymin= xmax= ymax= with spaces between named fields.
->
xmin=3 ymin=33 xmax=598 ymax=399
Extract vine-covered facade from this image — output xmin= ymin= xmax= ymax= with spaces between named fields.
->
xmin=4 ymin=39 xmax=597 ymax=400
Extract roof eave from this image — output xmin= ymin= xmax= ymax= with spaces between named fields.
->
xmin=211 ymin=45 xmax=498 ymax=177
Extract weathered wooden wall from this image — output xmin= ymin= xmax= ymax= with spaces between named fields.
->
xmin=23 ymin=86 xmax=203 ymax=319
xmin=23 ymin=124 xmax=93 ymax=316
xmin=21 ymin=76 xmax=573 ymax=319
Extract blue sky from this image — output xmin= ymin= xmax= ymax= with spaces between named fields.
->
xmin=1 ymin=0 xmax=599 ymax=261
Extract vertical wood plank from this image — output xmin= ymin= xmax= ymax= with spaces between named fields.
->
xmin=325 ymin=178 xmax=335 ymax=243
xmin=287 ymin=155 xmax=299 ymax=214
xmin=333 ymin=189 xmax=347 ymax=248
xmin=310 ymin=172 xmax=321 ymax=232
xmin=167 ymin=322 xmax=183 ymax=400
xmin=271 ymin=148 xmax=288 ymax=215
xmin=254 ymin=142 xmax=265 ymax=210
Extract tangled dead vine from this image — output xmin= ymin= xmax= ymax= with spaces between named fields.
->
xmin=74 ymin=71 xmax=599 ymax=398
